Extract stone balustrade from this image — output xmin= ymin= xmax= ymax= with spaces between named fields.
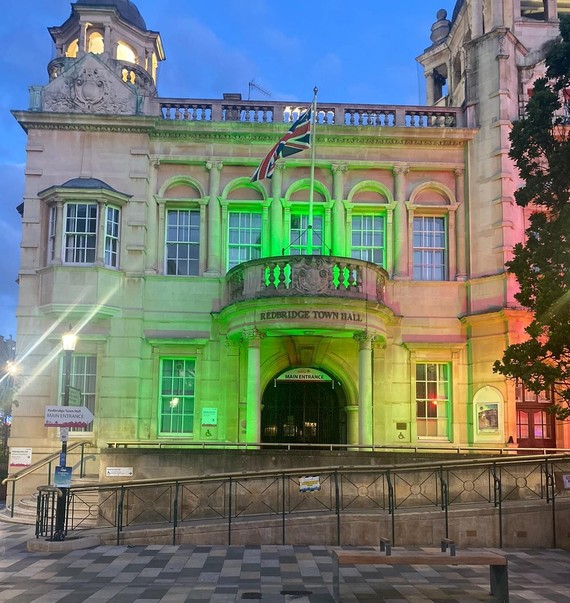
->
xmin=47 ymin=57 xmax=155 ymax=95
xmin=160 ymin=98 xmax=464 ymax=127
xmin=226 ymin=255 xmax=387 ymax=304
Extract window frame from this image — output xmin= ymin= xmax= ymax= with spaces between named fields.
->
xmin=165 ymin=207 xmax=202 ymax=276
xmin=350 ymin=212 xmax=386 ymax=267
xmin=414 ymin=361 xmax=451 ymax=440
xmin=39 ymin=185 xmax=127 ymax=269
xmin=158 ymin=357 xmax=197 ymax=436
xmin=226 ymin=210 xmax=264 ymax=270
xmin=58 ymin=353 xmax=97 ymax=433
xmin=412 ymin=214 xmax=448 ymax=281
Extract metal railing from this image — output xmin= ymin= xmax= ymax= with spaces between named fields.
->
xmin=38 ymin=452 xmax=570 ymax=548
xmin=2 ymin=440 xmax=92 ymax=518
xmin=105 ymin=440 xmax=570 ymax=455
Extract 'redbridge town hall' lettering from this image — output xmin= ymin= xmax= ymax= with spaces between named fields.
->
xmin=259 ymin=310 xmax=364 ymax=322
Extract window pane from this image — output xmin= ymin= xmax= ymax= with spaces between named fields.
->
xmin=289 ymin=213 xmax=323 ymax=255
xmin=59 ymin=354 xmax=96 ymax=431
xmin=166 ymin=210 xmax=200 ymax=275
xmin=227 ymin=211 xmax=262 ymax=270
xmin=160 ymin=358 xmax=195 ymax=434
xmin=412 ymin=216 xmax=447 ymax=281
xmin=64 ymin=203 xmax=98 ymax=264
xmin=415 ymin=362 xmax=450 ymax=439
xmin=104 ymin=206 xmax=120 ymax=267
xmin=351 ymin=214 xmax=385 ymax=266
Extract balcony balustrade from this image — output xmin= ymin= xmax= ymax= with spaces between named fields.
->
xmin=226 ymin=255 xmax=387 ymax=305
xmin=159 ymin=98 xmax=463 ymax=128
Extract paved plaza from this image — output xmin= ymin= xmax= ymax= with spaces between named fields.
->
xmin=0 ymin=522 xmax=569 ymax=602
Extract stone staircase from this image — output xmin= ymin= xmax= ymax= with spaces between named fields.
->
xmin=0 ymin=475 xmax=100 ymax=527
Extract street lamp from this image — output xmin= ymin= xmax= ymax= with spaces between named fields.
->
xmin=53 ymin=329 xmax=77 ymax=541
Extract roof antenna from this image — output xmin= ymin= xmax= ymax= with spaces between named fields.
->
xmin=248 ymin=79 xmax=272 ymax=101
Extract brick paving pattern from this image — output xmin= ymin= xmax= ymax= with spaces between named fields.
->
xmin=0 ymin=522 xmax=569 ymax=602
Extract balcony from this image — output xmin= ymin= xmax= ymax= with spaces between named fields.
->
xmin=225 ymin=255 xmax=388 ymax=305
xmin=159 ymin=97 xmax=464 ymax=128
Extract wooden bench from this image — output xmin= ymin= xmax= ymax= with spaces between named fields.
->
xmin=332 ymin=548 xmax=509 ymax=603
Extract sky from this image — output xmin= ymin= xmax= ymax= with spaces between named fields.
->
xmin=0 ymin=0 xmax=456 ymax=339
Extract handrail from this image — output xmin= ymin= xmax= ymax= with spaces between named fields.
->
xmin=2 ymin=440 xmax=92 ymax=486
xmin=105 ymin=440 xmax=570 ymax=456
xmin=2 ymin=440 xmax=92 ymax=518
xmin=70 ymin=452 xmax=570 ymax=493
xmin=34 ymin=453 xmax=570 ymax=547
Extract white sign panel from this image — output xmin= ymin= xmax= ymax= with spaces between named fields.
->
xmin=299 ymin=475 xmax=321 ymax=492
xmin=106 ymin=467 xmax=134 ymax=477
xmin=44 ymin=405 xmax=94 ymax=428
xmin=9 ymin=447 xmax=33 ymax=467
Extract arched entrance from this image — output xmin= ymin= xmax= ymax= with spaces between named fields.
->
xmin=261 ymin=368 xmax=347 ymax=445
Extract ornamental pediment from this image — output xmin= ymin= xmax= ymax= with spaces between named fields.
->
xmin=42 ymin=54 xmax=137 ymax=116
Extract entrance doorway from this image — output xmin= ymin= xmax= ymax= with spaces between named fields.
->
xmin=515 ymin=381 xmax=556 ymax=450
xmin=261 ymin=371 xmax=346 ymax=445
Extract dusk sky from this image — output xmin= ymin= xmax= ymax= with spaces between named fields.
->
xmin=0 ymin=0 xmax=455 ymax=339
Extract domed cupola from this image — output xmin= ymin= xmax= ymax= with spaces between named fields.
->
xmin=46 ymin=0 xmax=165 ymax=99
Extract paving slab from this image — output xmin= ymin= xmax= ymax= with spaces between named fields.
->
xmin=0 ymin=521 xmax=569 ymax=602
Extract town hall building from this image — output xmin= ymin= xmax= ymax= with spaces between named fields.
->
xmin=7 ymin=0 xmax=570 ymax=495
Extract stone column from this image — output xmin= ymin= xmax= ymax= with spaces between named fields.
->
xmin=454 ymin=168 xmax=467 ymax=280
xmin=470 ymin=0 xmax=483 ymax=38
xmin=205 ymin=161 xmax=223 ymax=275
xmin=331 ymin=163 xmax=347 ymax=256
xmin=104 ymin=25 xmax=111 ymax=56
xmin=225 ymin=339 xmax=242 ymax=441
xmin=425 ymin=70 xmax=436 ymax=106
xmin=345 ymin=405 xmax=359 ymax=447
xmin=354 ymin=331 xmax=376 ymax=447
xmin=243 ymin=327 xmax=265 ymax=443
xmin=393 ymin=165 xmax=409 ymax=278
xmin=270 ymin=164 xmax=284 ymax=256
xmin=490 ymin=0 xmax=504 ymax=28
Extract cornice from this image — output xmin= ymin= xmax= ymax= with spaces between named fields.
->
xmin=12 ymin=110 xmax=476 ymax=147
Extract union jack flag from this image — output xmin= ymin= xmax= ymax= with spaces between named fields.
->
xmin=251 ymin=109 xmax=312 ymax=181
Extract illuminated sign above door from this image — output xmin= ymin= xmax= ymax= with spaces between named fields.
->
xmin=276 ymin=368 xmax=332 ymax=382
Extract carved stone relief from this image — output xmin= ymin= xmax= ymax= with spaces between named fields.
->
xmin=42 ymin=54 xmax=137 ymax=115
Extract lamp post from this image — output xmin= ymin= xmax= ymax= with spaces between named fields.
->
xmin=53 ymin=329 xmax=77 ymax=541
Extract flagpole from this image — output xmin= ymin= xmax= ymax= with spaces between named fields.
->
xmin=306 ymin=86 xmax=318 ymax=255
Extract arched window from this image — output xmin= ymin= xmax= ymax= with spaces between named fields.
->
xmin=87 ymin=32 xmax=104 ymax=54
xmin=65 ymin=39 xmax=79 ymax=58
xmin=117 ymin=41 xmax=136 ymax=64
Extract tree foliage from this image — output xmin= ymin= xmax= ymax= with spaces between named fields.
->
xmin=493 ymin=15 xmax=570 ymax=419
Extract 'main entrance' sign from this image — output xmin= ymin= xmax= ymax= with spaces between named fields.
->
xmin=276 ymin=368 xmax=332 ymax=382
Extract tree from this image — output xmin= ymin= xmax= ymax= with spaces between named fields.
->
xmin=493 ymin=16 xmax=570 ymax=419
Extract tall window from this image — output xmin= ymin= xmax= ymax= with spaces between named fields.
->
xmin=62 ymin=202 xmax=120 ymax=267
xmin=413 ymin=216 xmax=447 ymax=280
xmin=64 ymin=203 xmax=98 ymax=263
xmin=166 ymin=209 xmax=200 ymax=275
xmin=59 ymin=355 xmax=97 ymax=431
xmin=290 ymin=214 xmax=323 ymax=255
xmin=48 ymin=206 xmax=57 ymax=263
xmin=160 ymin=358 xmax=196 ymax=434
xmin=104 ymin=206 xmax=120 ymax=268
xmin=228 ymin=211 xmax=262 ymax=270
xmin=416 ymin=363 xmax=450 ymax=438
xmin=351 ymin=214 xmax=385 ymax=266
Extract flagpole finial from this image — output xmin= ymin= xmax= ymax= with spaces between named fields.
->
xmin=313 ymin=86 xmax=318 ymax=95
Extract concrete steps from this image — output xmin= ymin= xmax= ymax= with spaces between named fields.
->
xmin=0 ymin=475 xmax=100 ymax=527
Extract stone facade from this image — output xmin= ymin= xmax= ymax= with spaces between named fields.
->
xmin=7 ymin=0 xmax=570 ymax=498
